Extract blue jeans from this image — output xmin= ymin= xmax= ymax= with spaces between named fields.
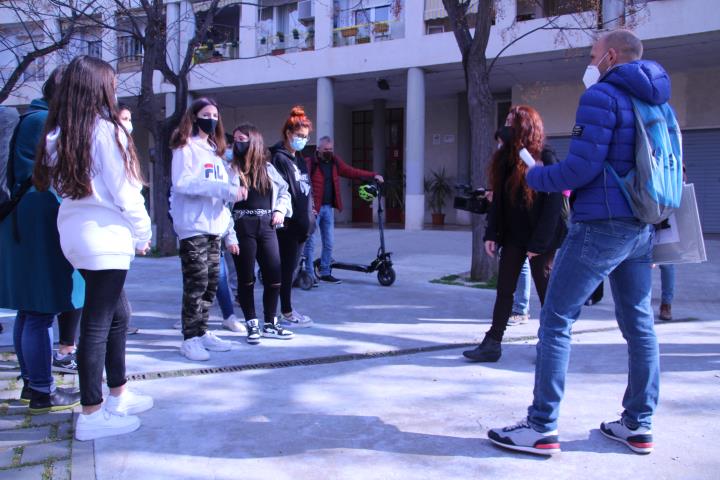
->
xmin=13 ymin=311 xmax=55 ymax=394
xmin=528 ymin=219 xmax=658 ymax=431
xmin=659 ymin=264 xmax=675 ymax=304
xmin=216 ymin=250 xmax=235 ymax=319
xmin=304 ymin=205 xmax=335 ymax=278
xmin=512 ymin=259 xmax=531 ymax=315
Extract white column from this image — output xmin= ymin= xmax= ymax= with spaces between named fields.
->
xmin=240 ymin=0 xmax=258 ymax=58
xmin=316 ymin=77 xmax=334 ymax=143
xmin=372 ymin=99 xmax=387 ymax=223
xmin=314 ymin=0 xmax=334 ymax=50
xmin=404 ymin=0 xmax=425 ymax=39
xmin=455 ymin=92 xmax=471 ymax=225
xmin=178 ymin=0 xmax=195 ymax=70
xmin=602 ymin=0 xmax=626 ymax=29
xmin=404 ymin=67 xmax=425 ymax=231
xmin=165 ymin=1 xmax=181 ymax=73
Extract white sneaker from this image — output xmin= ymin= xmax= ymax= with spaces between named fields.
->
xmin=281 ymin=310 xmax=313 ymax=328
xmin=75 ymin=407 xmax=141 ymax=441
xmin=180 ymin=336 xmax=210 ymax=361
xmin=173 ymin=320 xmax=182 ymax=330
xmin=201 ymin=331 xmax=232 ymax=352
xmin=105 ymin=388 xmax=154 ymax=416
xmin=222 ymin=314 xmax=247 ymax=333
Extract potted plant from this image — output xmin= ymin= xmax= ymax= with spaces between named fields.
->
xmin=304 ymin=28 xmax=315 ymax=50
xmin=425 ymin=167 xmax=452 ymax=226
xmin=260 ymin=36 xmax=267 ymax=45
xmin=341 ymin=26 xmax=358 ymax=38
xmin=277 ymin=31 xmax=285 ymax=43
xmin=356 ymin=35 xmax=371 ymax=44
xmin=292 ymin=28 xmax=300 ymax=40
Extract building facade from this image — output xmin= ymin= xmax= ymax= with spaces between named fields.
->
xmin=2 ymin=0 xmax=719 ymax=232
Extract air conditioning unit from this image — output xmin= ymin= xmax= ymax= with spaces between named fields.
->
xmin=298 ymin=0 xmax=314 ymax=21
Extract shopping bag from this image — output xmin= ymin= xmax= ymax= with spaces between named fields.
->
xmin=652 ymin=183 xmax=707 ymax=264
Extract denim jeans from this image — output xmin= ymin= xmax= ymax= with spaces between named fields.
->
xmin=215 ymin=250 xmax=235 ymax=320
xmin=528 ymin=219 xmax=658 ymax=432
xmin=304 ymin=205 xmax=335 ymax=278
xmin=13 ymin=311 xmax=55 ymax=393
xmin=659 ymin=264 xmax=675 ymax=304
xmin=512 ymin=259 xmax=531 ymax=316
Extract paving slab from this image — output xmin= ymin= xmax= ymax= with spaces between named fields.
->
xmin=0 ymin=464 xmax=46 ymax=480
xmin=0 ymin=426 xmax=50 ymax=448
xmin=20 ymin=440 xmax=70 ymax=465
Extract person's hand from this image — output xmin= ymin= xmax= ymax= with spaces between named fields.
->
xmin=228 ymin=244 xmax=240 ymax=256
xmin=484 ymin=240 xmax=496 ymax=258
xmin=136 ymin=242 xmax=150 ymax=255
xmin=374 ymin=174 xmax=384 ymax=183
xmin=272 ymin=211 xmax=285 ymax=226
xmin=485 ymin=190 xmax=494 ymax=202
xmin=236 ymin=186 xmax=248 ymax=202
xmin=527 ymin=252 xmax=540 ymax=258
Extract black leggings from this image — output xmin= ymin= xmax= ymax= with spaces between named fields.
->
xmin=77 ymin=269 xmax=130 ymax=407
xmin=277 ymin=228 xmax=302 ymax=315
xmin=57 ymin=309 xmax=82 ymax=347
xmin=487 ymin=245 xmax=555 ymax=342
xmin=233 ymin=216 xmax=281 ymax=324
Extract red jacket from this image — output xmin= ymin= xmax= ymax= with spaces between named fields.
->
xmin=306 ymin=153 xmax=376 ymax=213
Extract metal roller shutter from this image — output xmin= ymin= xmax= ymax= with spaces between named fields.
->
xmin=683 ymin=129 xmax=720 ymax=233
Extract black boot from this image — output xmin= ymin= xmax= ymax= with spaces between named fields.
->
xmin=463 ymin=335 xmax=502 ymax=362
xmin=29 ymin=387 xmax=81 ymax=415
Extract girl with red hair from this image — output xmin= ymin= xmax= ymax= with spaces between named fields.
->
xmin=268 ymin=106 xmax=315 ymax=334
xmin=464 ymin=105 xmax=568 ymax=363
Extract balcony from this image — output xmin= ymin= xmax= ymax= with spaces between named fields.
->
xmin=257 ymin=2 xmax=314 ymax=56
xmin=194 ymin=4 xmax=241 ymax=63
xmin=516 ymin=0 xmax=597 ymax=21
xmin=333 ymin=1 xmax=405 ymax=47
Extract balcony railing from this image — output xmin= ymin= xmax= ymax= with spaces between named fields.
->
xmin=193 ymin=41 xmax=240 ymax=64
xmin=257 ymin=29 xmax=314 ymax=56
xmin=333 ymin=20 xmax=397 ymax=47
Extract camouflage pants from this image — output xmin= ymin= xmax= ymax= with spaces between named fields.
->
xmin=179 ymin=234 xmax=221 ymax=340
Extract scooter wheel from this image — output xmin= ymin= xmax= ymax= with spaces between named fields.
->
xmin=297 ymin=271 xmax=314 ymax=291
xmin=377 ymin=266 xmax=396 ymax=286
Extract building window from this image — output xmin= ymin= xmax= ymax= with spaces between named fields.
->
xmin=118 ymin=35 xmax=143 ymax=66
xmin=87 ymin=40 xmax=102 ymax=58
xmin=257 ymin=2 xmax=310 ymax=55
xmin=516 ymin=0 xmax=596 ymax=21
xmin=334 ymin=0 xmax=404 ymax=46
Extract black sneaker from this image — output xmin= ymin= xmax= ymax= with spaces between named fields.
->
xmin=319 ymin=275 xmax=342 ymax=284
xmin=52 ymin=351 xmax=78 ymax=374
xmin=246 ymin=319 xmax=261 ymax=345
xmin=262 ymin=320 xmax=294 ymax=340
xmin=463 ymin=335 xmax=501 ymax=362
xmin=312 ymin=278 xmax=319 ymax=288
xmin=29 ymin=387 xmax=81 ymax=415
xmin=20 ymin=381 xmax=32 ymax=404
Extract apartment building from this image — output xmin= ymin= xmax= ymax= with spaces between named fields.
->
xmin=1 ymin=0 xmax=718 ymax=231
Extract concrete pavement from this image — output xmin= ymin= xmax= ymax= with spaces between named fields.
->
xmin=0 ymin=228 xmax=718 ymax=479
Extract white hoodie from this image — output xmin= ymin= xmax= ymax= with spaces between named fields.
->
xmin=170 ymin=136 xmax=239 ymax=241
xmin=48 ymin=119 xmax=152 ymax=270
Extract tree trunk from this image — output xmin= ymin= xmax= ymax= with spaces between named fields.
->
xmin=467 ymin=59 xmax=498 ymax=281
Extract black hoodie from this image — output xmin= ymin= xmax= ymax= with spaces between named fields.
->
xmin=269 ymin=141 xmax=312 ymax=241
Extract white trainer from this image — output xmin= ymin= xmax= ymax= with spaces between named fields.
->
xmin=201 ymin=331 xmax=232 ymax=352
xmin=180 ymin=336 xmax=210 ymax=361
xmin=281 ymin=310 xmax=313 ymax=328
xmin=222 ymin=314 xmax=247 ymax=333
xmin=75 ymin=407 xmax=141 ymax=441
xmin=105 ymin=388 xmax=154 ymax=416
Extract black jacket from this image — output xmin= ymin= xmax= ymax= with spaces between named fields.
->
xmin=269 ymin=141 xmax=313 ymax=241
xmin=484 ymin=146 xmax=568 ymax=254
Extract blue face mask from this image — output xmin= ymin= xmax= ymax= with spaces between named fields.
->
xmin=224 ymin=148 xmax=233 ymax=162
xmin=291 ymin=136 xmax=308 ymax=152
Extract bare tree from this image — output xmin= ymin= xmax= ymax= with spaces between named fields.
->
xmin=441 ymin=0 xmax=649 ymax=280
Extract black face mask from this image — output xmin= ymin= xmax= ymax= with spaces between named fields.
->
xmin=234 ymin=141 xmax=250 ymax=158
xmin=321 ymin=151 xmax=333 ymax=162
xmin=196 ymin=117 xmax=218 ymax=135
xmin=495 ymin=126 xmax=514 ymax=147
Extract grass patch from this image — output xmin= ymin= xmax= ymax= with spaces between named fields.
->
xmin=430 ymin=272 xmax=497 ymax=290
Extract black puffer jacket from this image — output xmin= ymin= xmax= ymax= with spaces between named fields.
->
xmin=269 ymin=141 xmax=313 ymax=241
xmin=484 ymin=146 xmax=568 ymax=254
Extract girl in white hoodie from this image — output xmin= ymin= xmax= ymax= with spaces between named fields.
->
xmin=169 ymin=98 xmax=244 ymax=361
xmin=34 ymin=56 xmax=152 ymax=441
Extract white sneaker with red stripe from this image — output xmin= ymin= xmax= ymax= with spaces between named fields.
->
xmin=600 ymin=418 xmax=654 ymax=454
xmin=488 ymin=420 xmax=561 ymax=455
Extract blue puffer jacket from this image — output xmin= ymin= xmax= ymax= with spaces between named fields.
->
xmin=527 ymin=60 xmax=671 ymax=222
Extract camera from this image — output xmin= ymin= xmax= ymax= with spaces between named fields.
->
xmin=453 ymin=184 xmax=490 ymax=215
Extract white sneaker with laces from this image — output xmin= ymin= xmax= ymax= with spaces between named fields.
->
xmin=75 ymin=407 xmax=141 ymax=441
xmin=180 ymin=336 xmax=210 ymax=361
xmin=173 ymin=320 xmax=182 ymax=330
xmin=222 ymin=314 xmax=247 ymax=333
xmin=488 ymin=419 xmax=561 ymax=455
xmin=105 ymin=388 xmax=154 ymax=416
xmin=281 ymin=310 xmax=313 ymax=328
xmin=507 ymin=313 xmax=529 ymax=326
xmin=201 ymin=331 xmax=232 ymax=351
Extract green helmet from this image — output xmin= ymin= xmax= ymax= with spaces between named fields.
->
xmin=358 ymin=184 xmax=378 ymax=202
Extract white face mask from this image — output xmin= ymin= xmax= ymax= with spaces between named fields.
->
xmin=121 ymin=120 xmax=133 ymax=134
xmin=582 ymin=51 xmax=610 ymax=89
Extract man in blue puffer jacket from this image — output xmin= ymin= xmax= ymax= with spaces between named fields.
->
xmin=489 ymin=30 xmax=668 ymax=456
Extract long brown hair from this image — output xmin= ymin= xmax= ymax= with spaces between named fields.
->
xmin=488 ymin=105 xmax=545 ymax=208
xmin=170 ymin=97 xmax=227 ymax=156
xmin=34 ymin=56 xmax=143 ymax=199
xmin=232 ymin=123 xmax=271 ymax=195
xmin=282 ymin=105 xmax=312 ymax=140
